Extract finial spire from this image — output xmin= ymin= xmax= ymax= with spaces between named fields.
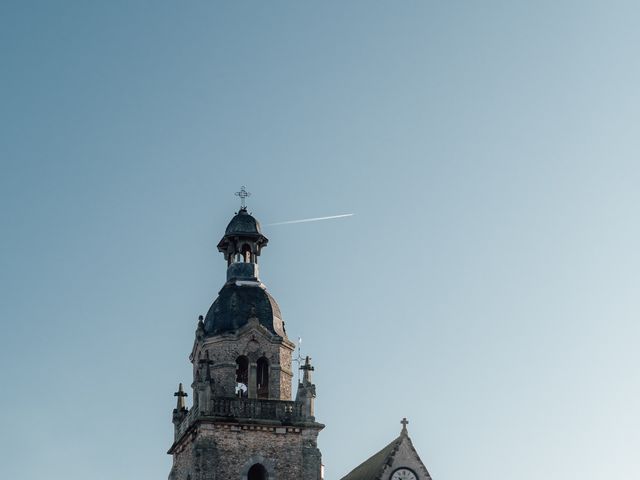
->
xmin=198 ymin=353 xmax=214 ymax=382
xmin=300 ymin=356 xmax=315 ymax=385
xmin=174 ymin=383 xmax=188 ymax=412
xmin=235 ymin=186 xmax=251 ymax=209
xmin=401 ymin=417 xmax=409 ymax=435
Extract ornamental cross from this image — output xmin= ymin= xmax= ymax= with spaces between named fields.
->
xmin=235 ymin=186 xmax=251 ymax=208
xmin=174 ymin=383 xmax=187 ymax=398
xmin=401 ymin=417 xmax=409 ymax=429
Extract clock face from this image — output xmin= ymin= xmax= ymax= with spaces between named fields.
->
xmin=391 ymin=468 xmax=417 ymax=480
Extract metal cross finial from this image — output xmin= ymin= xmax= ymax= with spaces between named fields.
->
xmin=235 ymin=186 xmax=251 ymax=209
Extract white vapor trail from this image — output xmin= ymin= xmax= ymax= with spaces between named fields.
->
xmin=267 ymin=213 xmax=354 ymax=226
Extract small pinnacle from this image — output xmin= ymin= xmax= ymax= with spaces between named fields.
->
xmin=174 ymin=383 xmax=188 ymax=412
xmin=300 ymin=356 xmax=314 ymax=371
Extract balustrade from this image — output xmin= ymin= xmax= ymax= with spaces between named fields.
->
xmin=174 ymin=397 xmax=306 ymax=439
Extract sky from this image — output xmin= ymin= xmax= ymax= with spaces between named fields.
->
xmin=1 ymin=1 xmax=639 ymax=479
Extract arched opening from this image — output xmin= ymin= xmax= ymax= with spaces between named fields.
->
xmin=241 ymin=244 xmax=252 ymax=263
xmin=247 ymin=463 xmax=268 ymax=480
xmin=256 ymin=357 xmax=269 ymax=399
xmin=235 ymin=355 xmax=249 ymax=398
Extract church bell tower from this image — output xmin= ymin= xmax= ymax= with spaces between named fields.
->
xmin=168 ymin=189 xmax=324 ymax=480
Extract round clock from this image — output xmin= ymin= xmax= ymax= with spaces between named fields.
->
xmin=391 ymin=468 xmax=417 ymax=480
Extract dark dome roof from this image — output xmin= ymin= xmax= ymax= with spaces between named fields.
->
xmin=203 ymin=283 xmax=285 ymax=337
xmin=225 ymin=208 xmax=263 ymax=236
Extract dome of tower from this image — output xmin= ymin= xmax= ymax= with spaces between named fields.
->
xmin=224 ymin=208 xmax=263 ymax=236
xmin=217 ymin=207 xmax=268 ymax=256
xmin=203 ymin=283 xmax=286 ymax=338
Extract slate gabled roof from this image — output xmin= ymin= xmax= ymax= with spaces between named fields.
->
xmin=340 ymin=429 xmax=433 ymax=480
xmin=340 ymin=436 xmax=402 ymax=480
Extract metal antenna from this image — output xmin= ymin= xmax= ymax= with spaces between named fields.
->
xmin=292 ymin=337 xmax=304 ymax=384
xmin=235 ymin=186 xmax=251 ymax=209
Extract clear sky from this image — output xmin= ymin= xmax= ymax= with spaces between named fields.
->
xmin=1 ymin=1 xmax=639 ymax=479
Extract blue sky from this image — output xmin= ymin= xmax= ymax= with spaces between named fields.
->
xmin=1 ymin=2 xmax=639 ymax=479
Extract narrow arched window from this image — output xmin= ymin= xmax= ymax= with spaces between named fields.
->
xmin=248 ymin=463 xmax=268 ymax=480
xmin=241 ymin=244 xmax=252 ymax=263
xmin=256 ymin=357 xmax=269 ymax=399
xmin=236 ymin=355 xmax=249 ymax=398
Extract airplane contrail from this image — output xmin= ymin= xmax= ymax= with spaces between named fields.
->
xmin=266 ymin=213 xmax=354 ymax=226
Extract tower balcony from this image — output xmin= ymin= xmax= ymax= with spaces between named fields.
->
xmin=209 ymin=397 xmax=305 ymax=421
xmin=174 ymin=397 xmax=312 ymax=440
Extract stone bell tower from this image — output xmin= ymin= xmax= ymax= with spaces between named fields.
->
xmin=168 ymin=190 xmax=324 ymax=480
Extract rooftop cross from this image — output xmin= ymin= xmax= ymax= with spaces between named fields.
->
xmin=401 ymin=417 xmax=409 ymax=433
xmin=235 ymin=186 xmax=251 ymax=209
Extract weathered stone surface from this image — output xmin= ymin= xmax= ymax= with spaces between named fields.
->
xmin=191 ymin=322 xmax=294 ymax=401
xmin=169 ymin=422 xmax=323 ymax=480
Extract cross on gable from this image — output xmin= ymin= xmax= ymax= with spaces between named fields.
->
xmin=401 ymin=417 xmax=409 ymax=430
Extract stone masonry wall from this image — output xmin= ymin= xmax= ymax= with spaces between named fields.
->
xmin=169 ymin=422 xmax=322 ymax=480
xmin=192 ymin=322 xmax=295 ymax=402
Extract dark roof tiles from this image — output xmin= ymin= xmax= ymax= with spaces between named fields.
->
xmin=224 ymin=209 xmax=263 ymax=236
xmin=203 ymin=283 xmax=285 ymax=338
xmin=340 ymin=436 xmax=401 ymax=480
